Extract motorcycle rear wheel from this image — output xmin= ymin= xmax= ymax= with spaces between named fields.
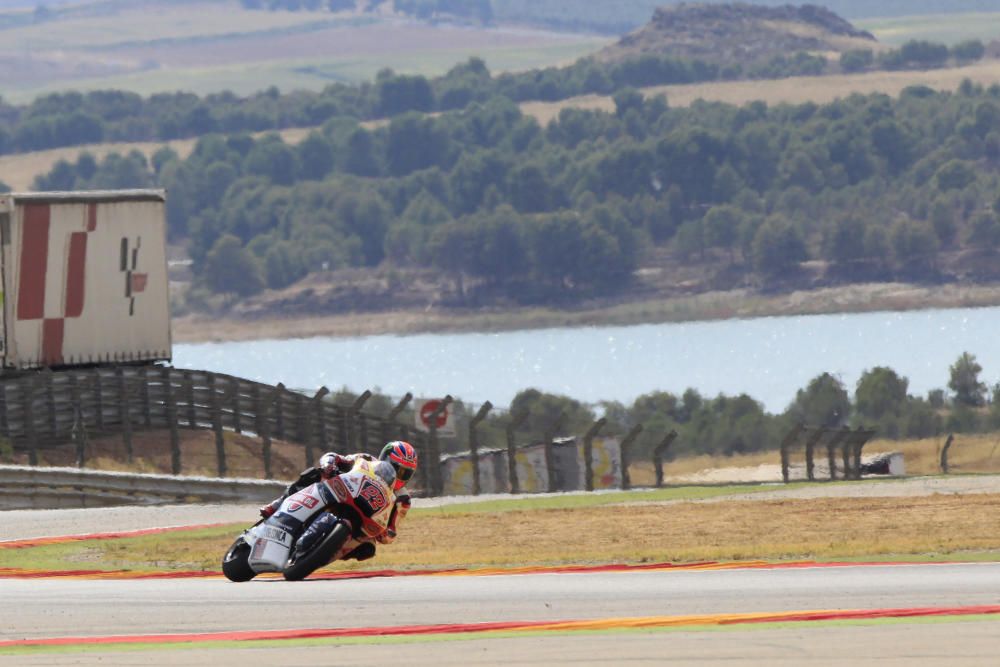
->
xmin=222 ymin=537 xmax=256 ymax=582
xmin=283 ymin=523 xmax=351 ymax=581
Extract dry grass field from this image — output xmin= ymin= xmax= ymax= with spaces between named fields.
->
xmin=7 ymin=51 xmax=1000 ymax=189
xmin=0 ymin=127 xmax=313 ymax=191
xmin=522 ymin=59 xmax=1000 ymax=124
xmin=2 ymin=491 xmax=998 ymax=571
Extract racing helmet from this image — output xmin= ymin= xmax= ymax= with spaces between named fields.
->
xmin=379 ymin=441 xmax=417 ymax=491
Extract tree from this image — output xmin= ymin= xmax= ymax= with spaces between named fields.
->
xmin=612 ymin=87 xmax=643 ymax=118
xmin=934 ymin=159 xmax=976 ymax=191
xmin=376 ymin=72 xmax=434 ymax=117
xmin=264 ymin=241 xmax=306 ymax=289
xmin=790 ymin=373 xmax=850 ymax=428
xmin=855 ymin=366 xmax=909 ymax=425
xmin=508 ymin=388 xmax=595 ymax=444
xmin=750 ymin=215 xmax=807 ymax=279
xmin=296 ymin=131 xmax=335 ymax=180
xmin=840 ymin=49 xmax=873 ymax=73
xmin=822 ymin=216 xmax=866 ymax=267
xmin=243 ymin=137 xmax=298 ymax=185
xmin=949 ymin=352 xmax=986 ymax=407
xmin=203 ymin=234 xmax=264 ymax=297
xmin=951 ymin=40 xmax=985 ymax=63
xmin=702 ymin=205 xmax=744 ymax=263
xmin=385 ymin=112 xmax=451 ymax=176
xmin=890 ymin=218 xmax=938 ymax=271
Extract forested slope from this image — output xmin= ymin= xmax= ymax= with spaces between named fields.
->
xmin=30 ymin=78 xmax=1000 ymax=311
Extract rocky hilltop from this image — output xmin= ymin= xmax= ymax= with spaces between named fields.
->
xmin=598 ymin=2 xmax=877 ymax=65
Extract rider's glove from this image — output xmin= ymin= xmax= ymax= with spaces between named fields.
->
xmin=259 ymin=500 xmax=279 ymax=519
xmin=319 ymin=452 xmax=350 ymax=479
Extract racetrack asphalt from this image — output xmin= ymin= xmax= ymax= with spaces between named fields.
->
xmin=2 ymin=477 xmax=1000 ymax=665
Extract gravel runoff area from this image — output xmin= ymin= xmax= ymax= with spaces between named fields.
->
xmin=2 ymin=475 xmax=999 ymax=542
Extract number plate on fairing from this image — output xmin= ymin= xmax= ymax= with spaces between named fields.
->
xmin=247 ymin=525 xmax=292 ymax=572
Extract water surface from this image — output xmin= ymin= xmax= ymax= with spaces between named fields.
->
xmin=173 ymin=306 xmax=1000 ymax=413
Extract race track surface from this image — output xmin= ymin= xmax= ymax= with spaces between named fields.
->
xmin=3 ymin=483 xmax=1000 ymax=665
xmin=3 ymin=564 xmax=1000 ymax=665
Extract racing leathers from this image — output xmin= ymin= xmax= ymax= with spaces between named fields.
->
xmin=259 ymin=452 xmax=411 ymax=560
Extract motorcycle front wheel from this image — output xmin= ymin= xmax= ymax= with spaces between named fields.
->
xmin=283 ymin=523 xmax=351 ymax=581
xmin=222 ymin=536 xmax=256 ymax=582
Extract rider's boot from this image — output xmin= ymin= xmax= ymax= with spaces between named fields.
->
xmin=343 ymin=542 xmax=376 ymax=561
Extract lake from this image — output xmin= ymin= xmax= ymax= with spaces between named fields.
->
xmin=172 ymin=306 xmax=1000 ymax=414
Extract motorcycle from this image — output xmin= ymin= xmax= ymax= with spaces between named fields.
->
xmin=222 ymin=457 xmax=398 ymax=581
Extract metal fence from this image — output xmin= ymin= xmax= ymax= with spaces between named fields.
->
xmin=0 ymin=365 xmax=428 ymax=482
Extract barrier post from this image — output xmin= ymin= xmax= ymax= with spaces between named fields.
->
xmin=426 ymin=395 xmax=452 ymax=496
xmin=469 ymin=401 xmax=493 ymax=495
xmin=543 ymin=412 xmax=566 ymax=493
xmin=582 ymin=418 xmax=607 ymax=491
xmin=505 ymin=410 xmax=529 ymax=494
xmin=653 ymin=429 xmax=678 ymax=488
xmin=619 ymin=424 xmax=644 ymax=490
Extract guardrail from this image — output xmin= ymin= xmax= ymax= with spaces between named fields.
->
xmin=0 ymin=464 xmax=287 ymax=510
xmin=0 ymin=365 xmax=429 ymax=483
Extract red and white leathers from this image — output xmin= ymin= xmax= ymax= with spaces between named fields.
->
xmin=260 ymin=451 xmax=411 ymax=549
xmin=375 ymin=493 xmax=411 ymax=544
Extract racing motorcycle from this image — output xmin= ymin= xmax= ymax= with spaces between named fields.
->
xmin=222 ymin=457 xmax=397 ymax=581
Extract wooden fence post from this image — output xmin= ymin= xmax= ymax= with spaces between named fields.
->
xmin=43 ymin=369 xmax=57 ymax=441
xmin=468 ymin=401 xmax=493 ymax=495
xmin=940 ymin=433 xmax=954 ymax=474
xmin=823 ymin=427 xmax=849 ymax=481
xmin=426 ymin=395 xmax=452 ymax=497
xmin=139 ymin=366 xmax=152 ymax=428
xmin=852 ymin=428 xmax=875 ymax=480
xmin=24 ymin=376 xmax=38 ymax=466
xmin=164 ymin=371 xmax=181 ymax=475
xmin=184 ymin=371 xmax=197 ymax=428
xmin=543 ymin=412 xmax=566 ymax=493
xmin=347 ymin=390 xmax=372 ymax=452
xmin=73 ymin=407 xmax=88 ymax=468
xmin=653 ymin=429 xmax=678 ymax=488
xmin=382 ymin=393 xmax=412 ymax=444
xmin=93 ymin=370 xmax=105 ymax=432
xmin=308 ymin=387 xmax=330 ymax=467
xmin=230 ymin=376 xmax=242 ymax=434
xmin=779 ymin=423 xmax=804 ymax=483
xmin=274 ymin=383 xmax=286 ymax=440
xmin=619 ymin=424 xmax=644 ymax=490
xmin=260 ymin=388 xmax=281 ymax=479
xmin=116 ymin=368 xmax=134 ymax=463
xmin=68 ymin=374 xmax=83 ymax=467
xmin=803 ymin=427 xmax=826 ymax=482
xmin=0 ymin=382 xmax=9 ymax=444
xmin=505 ymin=410 xmax=529 ymax=494
xmin=206 ymin=374 xmax=226 ymax=477
xmin=581 ymin=417 xmax=607 ymax=492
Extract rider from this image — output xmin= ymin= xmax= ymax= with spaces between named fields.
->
xmin=259 ymin=441 xmax=418 ymax=561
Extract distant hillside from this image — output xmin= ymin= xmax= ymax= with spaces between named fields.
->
xmin=493 ymin=0 xmax=1000 ymax=36
xmin=598 ymin=3 xmax=877 ymax=65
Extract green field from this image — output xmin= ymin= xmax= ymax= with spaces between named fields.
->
xmin=0 ymin=40 xmax=606 ymax=104
xmin=858 ymin=11 xmax=1000 ymax=45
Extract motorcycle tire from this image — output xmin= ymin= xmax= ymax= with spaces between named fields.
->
xmin=283 ymin=522 xmax=351 ymax=581
xmin=222 ymin=536 xmax=256 ymax=582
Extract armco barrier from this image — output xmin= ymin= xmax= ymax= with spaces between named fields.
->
xmin=0 ymin=464 xmax=286 ymax=510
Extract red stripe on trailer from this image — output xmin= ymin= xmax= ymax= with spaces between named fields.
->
xmin=65 ymin=231 xmax=88 ymax=318
xmin=87 ymin=203 xmax=97 ymax=232
xmin=41 ymin=318 xmax=64 ymax=365
xmin=17 ymin=203 xmax=50 ymax=321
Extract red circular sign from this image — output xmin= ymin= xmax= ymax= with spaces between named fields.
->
xmin=419 ymin=400 xmax=448 ymax=428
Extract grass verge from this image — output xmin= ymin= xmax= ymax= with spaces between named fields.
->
xmin=3 ymin=491 xmax=999 ymax=573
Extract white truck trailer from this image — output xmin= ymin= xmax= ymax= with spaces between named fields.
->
xmin=0 ymin=190 xmax=171 ymax=370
